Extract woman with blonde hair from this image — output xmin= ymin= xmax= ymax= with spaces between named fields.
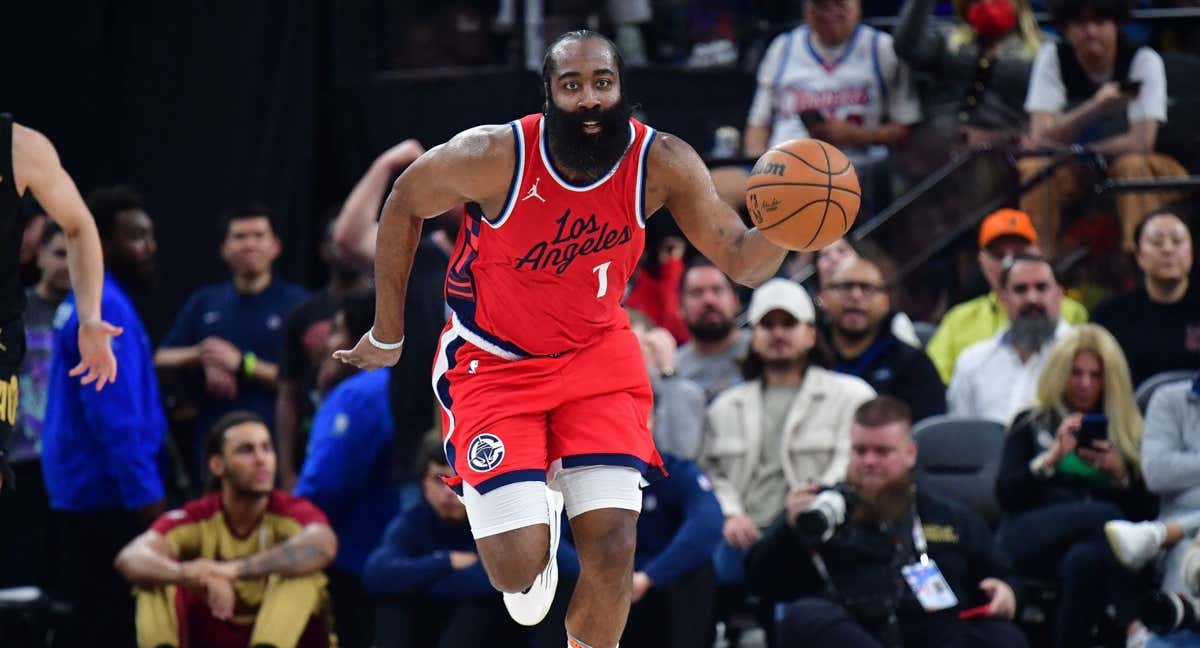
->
xmin=996 ymin=324 xmax=1156 ymax=648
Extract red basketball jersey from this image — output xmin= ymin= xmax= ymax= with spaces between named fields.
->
xmin=444 ymin=113 xmax=657 ymax=358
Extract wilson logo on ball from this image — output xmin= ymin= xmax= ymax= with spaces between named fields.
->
xmin=751 ymin=160 xmax=786 ymax=177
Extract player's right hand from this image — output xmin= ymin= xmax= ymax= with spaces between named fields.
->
xmin=332 ymin=331 xmax=404 ymax=370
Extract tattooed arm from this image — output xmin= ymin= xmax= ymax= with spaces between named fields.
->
xmin=236 ymin=524 xmax=338 ymax=579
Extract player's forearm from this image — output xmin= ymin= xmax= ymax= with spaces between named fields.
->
xmin=728 ymin=229 xmax=788 ymax=288
xmin=238 ymin=525 xmax=337 ymax=578
xmin=62 ymin=218 xmax=105 ymax=324
xmin=372 ymin=190 xmax=425 ymax=341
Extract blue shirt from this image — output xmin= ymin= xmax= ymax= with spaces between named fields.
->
xmin=161 ymin=279 xmax=308 ymax=437
xmin=361 ymin=500 xmax=495 ymax=599
xmin=635 ymin=454 xmax=724 ymax=586
xmin=42 ymin=275 xmax=165 ymax=510
xmin=295 ymin=368 xmax=398 ymax=575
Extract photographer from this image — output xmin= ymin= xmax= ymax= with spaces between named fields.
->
xmin=745 ymin=396 xmax=1026 ymax=648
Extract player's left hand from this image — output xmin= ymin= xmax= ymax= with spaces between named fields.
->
xmin=332 ymin=331 xmax=403 ymax=370
xmin=631 ymin=571 xmax=653 ymax=603
xmin=70 ymin=318 xmax=123 ymax=391
xmin=980 ymin=578 xmax=1016 ymax=620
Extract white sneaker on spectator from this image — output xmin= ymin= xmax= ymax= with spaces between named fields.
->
xmin=503 ymin=486 xmax=563 ymax=626
xmin=1106 ymin=520 xmax=1166 ymax=570
xmin=1183 ymin=538 xmax=1200 ymax=597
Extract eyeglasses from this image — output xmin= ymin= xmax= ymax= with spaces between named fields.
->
xmin=1009 ymin=281 xmax=1050 ymax=295
xmin=827 ymin=281 xmax=886 ymax=297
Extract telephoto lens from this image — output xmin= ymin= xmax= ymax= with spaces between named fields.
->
xmin=1142 ymin=590 xmax=1200 ymax=634
xmin=794 ymin=489 xmax=851 ymax=544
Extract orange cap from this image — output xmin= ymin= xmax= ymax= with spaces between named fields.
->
xmin=978 ymin=208 xmax=1038 ymax=248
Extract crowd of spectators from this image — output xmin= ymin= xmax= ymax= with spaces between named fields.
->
xmin=4 ymin=0 xmax=1200 ymax=646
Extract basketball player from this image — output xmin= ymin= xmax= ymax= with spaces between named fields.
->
xmin=0 ymin=115 xmax=121 ymax=491
xmin=334 ymin=32 xmax=787 ymax=648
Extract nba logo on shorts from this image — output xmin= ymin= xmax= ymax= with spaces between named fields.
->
xmin=468 ymin=433 xmax=505 ymax=472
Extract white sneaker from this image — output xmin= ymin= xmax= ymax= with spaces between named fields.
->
xmin=1105 ymin=520 xmax=1166 ymax=570
xmin=503 ymin=486 xmax=563 ymax=626
xmin=1183 ymin=539 xmax=1200 ymax=596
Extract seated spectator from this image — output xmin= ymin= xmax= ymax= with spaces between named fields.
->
xmin=995 ymin=324 xmax=1155 ymax=648
xmin=42 ymin=186 xmax=166 ymax=647
xmin=677 ymin=260 xmax=749 ymax=401
xmin=295 ymin=291 xmax=397 ymax=648
xmin=623 ymin=453 xmax=724 ymax=648
xmin=948 ymin=253 xmax=1072 ymax=423
xmin=814 ymin=238 xmax=921 ymax=348
xmin=155 ymin=206 xmax=309 ymax=484
xmin=0 ymin=222 xmax=70 ymax=592
xmin=1104 ymin=372 xmax=1200 ymax=647
xmin=1019 ymin=0 xmax=1186 ymax=254
xmin=738 ymin=0 xmax=922 ymax=214
xmin=819 ymin=246 xmax=946 ymax=422
xmin=362 ymin=434 xmax=562 ymax=648
xmin=115 ymin=411 xmax=337 ymax=648
xmin=927 ymin=208 xmax=1088 ymax=384
xmin=276 ymin=217 xmax=369 ymax=491
xmin=701 ymin=278 xmax=874 ymax=579
xmin=630 ymin=309 xmax=706 ymax=460
xmin=746 ymin=396 xmax=1026 ymax=648
xmin=895 ymin=0 xmax=1043 ymax=150
xmin=1092 ymin=209 xmax=1200 ymax=386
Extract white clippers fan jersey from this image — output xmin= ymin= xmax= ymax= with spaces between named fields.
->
xmin=749 ymin=24 xmax=922 ymax=166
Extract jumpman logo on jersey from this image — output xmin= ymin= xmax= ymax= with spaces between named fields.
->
xmin=521 ymin=178 xmax=546 ymax=203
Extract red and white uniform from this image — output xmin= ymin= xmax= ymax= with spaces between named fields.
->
xmin=434 ymin=113 xmax=665 ymax=494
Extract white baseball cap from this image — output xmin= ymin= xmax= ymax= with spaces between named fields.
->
xmin=747 ymin=278 xmax=815 ymax=326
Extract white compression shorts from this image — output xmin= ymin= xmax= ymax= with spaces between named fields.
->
xmin=462 ymin=465 xmax=643 ymax=540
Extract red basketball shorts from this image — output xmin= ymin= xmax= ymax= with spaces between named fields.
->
xmin=432 ymin=320 xmax=665 ymax=494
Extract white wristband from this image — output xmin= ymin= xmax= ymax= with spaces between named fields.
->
xmin=367 ymin=327 xmax=404 ymax=350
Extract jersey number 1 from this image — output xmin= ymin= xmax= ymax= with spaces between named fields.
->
xmin=592 ymin=261 xmax=612 ymax=298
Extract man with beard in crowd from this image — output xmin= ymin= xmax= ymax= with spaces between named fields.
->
xmin=745 ymin=397 xmax=1025 ymax=648
xmin=333 ymin=30 xmax=790 ymax=648
xmin=949 ymin=254 xmax=1071 ymax=423
xmin=819 ymin=247 xmax=946 ymax=422
xmin=677 ymin=260 xmax=749 ymax=401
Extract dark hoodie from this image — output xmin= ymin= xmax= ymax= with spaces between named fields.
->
xmin=827 ymin=311 xmax=948 ymax=423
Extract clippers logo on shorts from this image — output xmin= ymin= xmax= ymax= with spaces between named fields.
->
xmin=468 ymin=433 xmax=506 ymax=472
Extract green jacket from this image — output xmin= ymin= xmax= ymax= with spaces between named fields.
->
xmin=927 ymin=292 xmax=1089 ymax=383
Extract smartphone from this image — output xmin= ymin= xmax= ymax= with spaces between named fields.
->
xmin=800 ymin=109 xmax=826 ymax=130
xmin=1118 ymin=80 xmax=1143 ymax=95
xmin=1075 ymin=413 xmax=1109 ymax=449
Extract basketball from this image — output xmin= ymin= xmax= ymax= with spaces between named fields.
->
xmin=745 ymin=139 xmax=861 ymax=251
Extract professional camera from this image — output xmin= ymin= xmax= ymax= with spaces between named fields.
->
xmin=794 ymin=485 xmax=857 ymax=544
xmin=1143 ymin=590 xmax=1200 ymax=634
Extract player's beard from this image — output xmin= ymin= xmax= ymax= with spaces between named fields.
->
xmin=544 ymin=95 xmax=634 ymax=182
